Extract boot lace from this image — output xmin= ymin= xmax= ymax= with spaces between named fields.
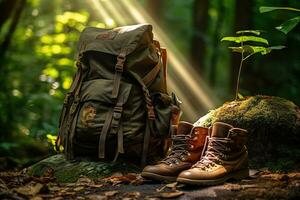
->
xmin=160 ymin=135 xmax=191 ymax=165
xmin=192 ymin=137 xmax=231 ymax=169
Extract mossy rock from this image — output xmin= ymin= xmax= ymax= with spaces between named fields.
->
xmin=27 ymin=154 xmax=140 ymax=182
xmin=195 ymin=95 xmax=300 ymax=171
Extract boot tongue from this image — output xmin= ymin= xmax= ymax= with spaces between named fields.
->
xmin=211 ymin=122 xmax=233 ymax=138
xmin=176 ymin=121 xmax=193 ymax=135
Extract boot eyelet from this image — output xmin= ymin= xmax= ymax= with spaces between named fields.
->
xmin=189 ymin=144 xmax=194 ymax=149
xmin=193 ymin=136 xmax=198 ymax=141
xmin=187 ymin=152 xmax=191 ymax=156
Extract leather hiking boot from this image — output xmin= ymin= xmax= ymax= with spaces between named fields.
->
xmin=177 ymin=122 xmax=249 ymax=185
xmin=141 ymin=121 xmax=208 ymax=181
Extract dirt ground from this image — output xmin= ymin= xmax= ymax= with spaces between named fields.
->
xmin=1 ymin=168 xmax=299 ymax=200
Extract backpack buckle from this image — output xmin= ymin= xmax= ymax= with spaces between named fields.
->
xmin=115 ymin=53 xmax=126 ymax=72
xmin=114 ymin=105 xmax=123 ymax=113
xmin=147 ymin=106 xmax=156 ymax=120
xmin=111 ymin=105 xmax=123 ymax=129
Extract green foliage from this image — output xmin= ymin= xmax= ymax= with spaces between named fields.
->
xmin=259 ymin=6 xmax=300 ymax=13
xmin=276 ymin=16 xmax=300 ymax=34
xmin=236 ymin=30 xmax=261 ymax=35
xmin=221 ymin=35 xmax=269 ymax=45
xmin=0 ymin=0 xmax=117 ymax=147
xmin=221 ymin=30 xmax=284 ymax=100
xmin=228 ymin=45 xmax=285 ymax=56
xmin=259 ymin=6 xmax=300 ymax=34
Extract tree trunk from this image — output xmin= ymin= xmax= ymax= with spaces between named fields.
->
xmin=209 ymin=2 xmax=226 ymax=86
xmin=146 ymin=0 xmax=164 ymax=23
xmin=191 ymin=0 xmax=209 ymax=74
xmin=0 ymin=0 xmax=27 ymax=59
xmin=231 ymin=0 xmax=253 ymax=95
xmin=0 ymin=0 xmax=27 ymax=141
xmin=0 ymin=0 xmax=18 ymax=30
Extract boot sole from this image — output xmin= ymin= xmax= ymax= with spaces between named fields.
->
xmin=141 ymin=172 xmax=177 ymax=182
xmin=177 ymin=168 xmax=249 ymax=186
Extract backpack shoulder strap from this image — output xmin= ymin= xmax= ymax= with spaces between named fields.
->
xmin=142 ymin=53 xmax=161 ymax=86
xmin=128 ymin=71 xmax=156 ymax=166
xmin=55 ymin=53 xmax=84 ymax=152
xmin=142 ymin=40 xmax=167 ymax=88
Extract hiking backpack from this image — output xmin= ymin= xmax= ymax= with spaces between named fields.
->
xmin=56 ymin=24 xmax=181 ymax=165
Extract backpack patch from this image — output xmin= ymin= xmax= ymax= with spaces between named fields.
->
xmin=80 ymin=105 xmax=96 ymax=127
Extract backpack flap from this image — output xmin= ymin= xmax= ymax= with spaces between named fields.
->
xmin=78 ymin=24 xmax=154 ymax=56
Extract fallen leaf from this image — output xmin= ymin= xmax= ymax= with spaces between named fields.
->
xmin=89 ymin=184 xmax=104 ymax=188
xmin=73 ymin=186 xmax=85 ymax=192
xmin=224 ymin=183 xmax=242 ymax=191
xmin=103 ymin=190 xmax=118 ymax=197
xmin=261 ymin=173 xmax=289 ymax=181
xmin=144 ymin=197 xmax=160 ymax=200
xmin=101 ymin=173 xmax=143 ymax=186
xmin=14 ymin=182 xmax=46 ymax=196
xmin=76 ymin=176 xmax=94 ymax=186
xmin=111 ymin=172 xmax=123 ymax=177
xmin=123 ymin=191 xmax=140 ymax=199
xmin=49 ymin=197 xmax=64 ymax=200
xmin=86 ymin=194 xmax=107 ymax=200
xmin=157 ymin=191 xmax=184 ymax=198
xmin=30 ymin=196 xmax=43 ymax=200
xmin=288 ymin=173 xmax=300 ymax=179
xmin=156 ymin=182 xmax=177 ymax=192
xmin=48 ymin=185 xmax=61 ymax=192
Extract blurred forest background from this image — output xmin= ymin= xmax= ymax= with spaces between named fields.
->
xmin=0 ymin=0 xmax=300 ymax=168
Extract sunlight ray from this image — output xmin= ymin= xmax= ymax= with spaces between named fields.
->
xmin=101 ymin=0 xmax=127 ymax=25
xmin=120 ymin=0 xmax=220 ymax=119
xmin=87 ymin=0 xmax=220 ymax=120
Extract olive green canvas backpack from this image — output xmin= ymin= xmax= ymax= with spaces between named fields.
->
xmin=56 ymin=24 xmax=181 ymax=165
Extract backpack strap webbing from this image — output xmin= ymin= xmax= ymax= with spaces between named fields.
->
xmin=129 ymin=71 xmax=156 ymax=166
xmin=112 ymin=49 xmax=127 ymax=98
xmin=142 ymin=40 xmax=167 ymax=89
xmin=98 ymin=107 xmax=114 ymax=158
xmin=65 ymin=54 xmax=85 ymax=159
xmin=142 ymin=53 xmax=161 ymax=86
xmin=161 ymin=48 xmax=167 ymax=90
xmin=55 ymin=54 xmax=84 ymax=153
xmin=98 ymin=94 xmax=124 ymax=159
xmin=113 ymin=123 xmax=124 ymax=162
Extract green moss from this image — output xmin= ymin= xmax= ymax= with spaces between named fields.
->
xmin=27 ymin=154 xmax=140 ymax=182
xmin=196 ymin=95 xmax=299 ymax=131
xmin=195 ymin=95 xmax=300 ymax=170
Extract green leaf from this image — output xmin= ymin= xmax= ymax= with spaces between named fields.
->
xmin=221 ymin=36 xmax=269 ymax=45
xmin=259 ymin=6 xmax=300 ymax=13
xmin=236 ymin=30 xmax=261 ymax=35
xmin=237 ymin=93 xmax=244 ymax=100
xmin=276 ymin=16 xmax=300 ymax=34
xmin=269 ymin=45 xmax=286 ymax=50
xmin=228 ymin=45 xmax=285 ymax=58
xmin=228 ymin=45 xmax=271 ymax=55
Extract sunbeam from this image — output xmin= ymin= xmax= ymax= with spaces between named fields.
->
xmin=88 ymin=0 xmax=221 ymax=120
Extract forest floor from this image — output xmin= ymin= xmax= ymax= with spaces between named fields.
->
xmin=1 ymin=168 xmax=300 ymax=200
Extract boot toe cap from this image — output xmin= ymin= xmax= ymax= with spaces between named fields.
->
xmin=178 ymin=168 xmax=215 ymax=180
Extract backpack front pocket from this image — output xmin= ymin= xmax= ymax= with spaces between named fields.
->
xmin=74 ymin=79 xmax=132 ymax=156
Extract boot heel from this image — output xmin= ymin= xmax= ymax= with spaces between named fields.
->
xmin=232 ymin=169 xmax=249 ymax=180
